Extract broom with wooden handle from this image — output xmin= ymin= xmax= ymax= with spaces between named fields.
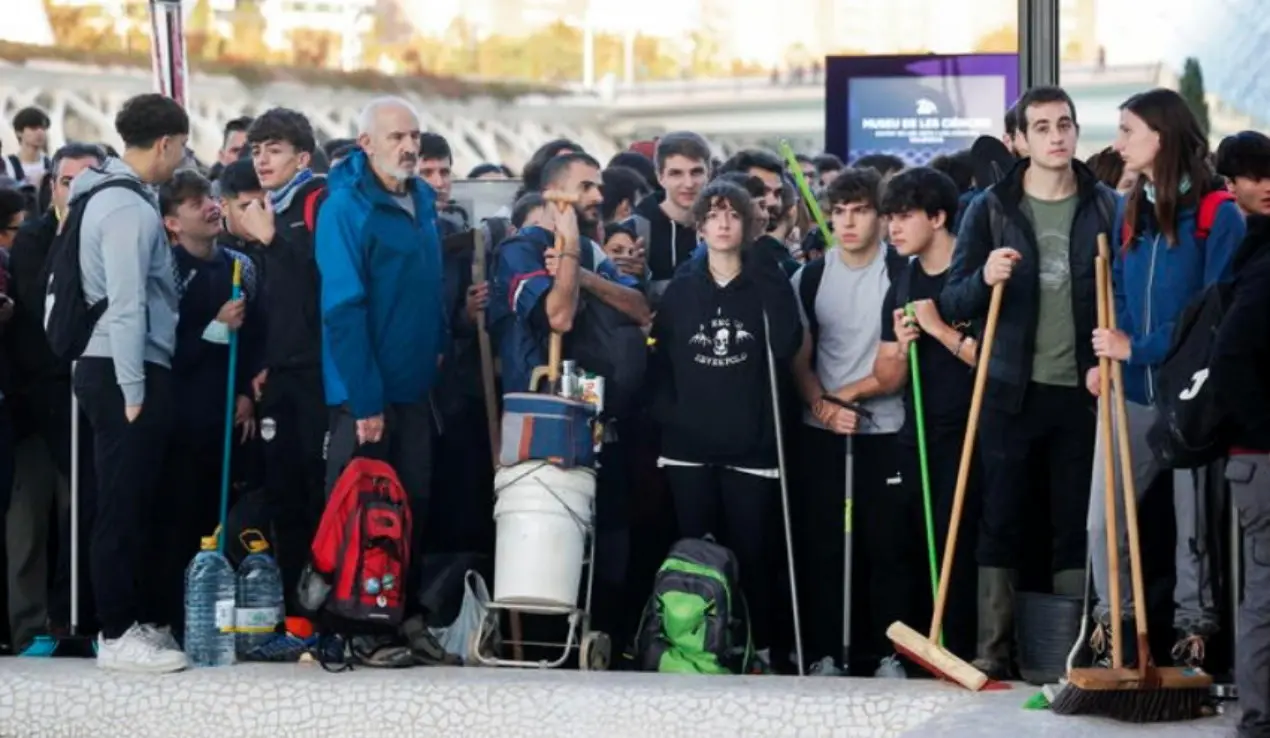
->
xmin=1052 ymin=234 xmax=1212 ymax=721
xmin=885 ymin=281 xmax=1005 ymax=692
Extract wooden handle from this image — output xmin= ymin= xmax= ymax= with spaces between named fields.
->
xmin=1103 ymin=241 xmax=1152 ymax=677
xmin=930 ymin=281 xmax=1004 ymax=641
xmin=472 ymin=228 xmax=501 ymax=470
xmin=1095 ymin=252 xmax=1123 ymax=668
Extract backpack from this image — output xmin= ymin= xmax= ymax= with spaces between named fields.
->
xmin=43 ymin=176 xmax=149 ymax=361
xmin=798 ymin=245 xmax=909 ymax=367
xmin=634 ymin=537 xmax=754 ymax=675
xmin=1147 ymin=279 xmax=1235 ymax=470
xmin=564 ymin=244 xmax=648 ymax=419
xmin=1120 ymin=189 xmax=1235 ymax=249
xmin=307 ymin=458 xmax=413 ymax=630
xmin=302 ymin=185 xmax=328 ymax=233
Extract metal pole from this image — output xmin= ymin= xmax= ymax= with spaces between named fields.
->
xmin=1018 ymin=0 xmax=1061 ymax=91
xmin=148 ymin=0 xmax=188 ymax=106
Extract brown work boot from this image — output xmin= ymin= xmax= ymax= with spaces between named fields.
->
xmin=971 ymin=567 xmax=1017 ymax=681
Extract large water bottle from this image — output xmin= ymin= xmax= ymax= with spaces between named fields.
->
xmin=184 ymin=536 xmax=236 ymax=667
xmin=235 ymin=537 xmax=283 ymax=658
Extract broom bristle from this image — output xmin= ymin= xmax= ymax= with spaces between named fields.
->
xmin=1050 ymin=667 xmax=1214 ymax=722
xmin=1050 ymin=684 xmax=1210 ymax=722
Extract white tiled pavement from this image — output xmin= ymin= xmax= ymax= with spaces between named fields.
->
xmin=0 ymin=660 xmax=1241 ymax=737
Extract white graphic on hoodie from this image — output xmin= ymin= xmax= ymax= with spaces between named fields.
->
xmin=688 ymin=307 xmax=754 ymax=367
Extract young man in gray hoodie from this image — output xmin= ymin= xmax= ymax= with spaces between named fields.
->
xmin=70 ymin=93 xmax=188 ymax=673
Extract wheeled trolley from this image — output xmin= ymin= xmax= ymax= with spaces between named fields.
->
xmin=467 ymin=459 xmax=610 ymax=670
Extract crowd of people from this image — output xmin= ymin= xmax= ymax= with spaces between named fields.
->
xmin=1 ymin=77 xmax=1270 ymax=736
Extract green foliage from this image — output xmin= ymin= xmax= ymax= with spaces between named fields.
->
xmin=1179 ymin=57 xmax=1210 ymax=137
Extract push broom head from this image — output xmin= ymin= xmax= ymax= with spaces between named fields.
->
xmin=886 ymin=621 xmax=996 ymax=692
xmin=1050 ymin=666 xmax=1213 ymax=722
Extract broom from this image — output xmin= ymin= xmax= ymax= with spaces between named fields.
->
xmin=1050 ymin=235 xmax=1212 ymax=721
xmin=885 ymin=281 xmax=1006 ymax=692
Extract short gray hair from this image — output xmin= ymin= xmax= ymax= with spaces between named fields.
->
xmin=357 ymin=97 xmax=419 ymax=136
xmin=52 ymin=142 xmax=106 ymax=172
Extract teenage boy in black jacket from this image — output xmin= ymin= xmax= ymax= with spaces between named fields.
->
xmin=1211 ymin=215 xmax=1270 ymax=738
xmin=876 ymin=167 xmax=983 ymax=663
xmin=941 ymin=85 xmax=1117 ymax=679
xmin=234 ymin=108 xmax=327 ymax=613
xmin=650 ymin=179 xmax=802 ymax=667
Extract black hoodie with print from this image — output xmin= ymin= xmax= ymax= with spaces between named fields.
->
xmin=634 ymin=191 xmax=700 ymax=292
xmin=1212 ymin=215 xmax=1270 ymax=451
xmin=650 ymin=245 xmax=802 ymax=468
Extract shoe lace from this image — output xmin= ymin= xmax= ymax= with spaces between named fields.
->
xmin=1089 ymin=622 xmax=1109 ymax=654
xmin=1171 ymin=633 xmax=1206 ymax=667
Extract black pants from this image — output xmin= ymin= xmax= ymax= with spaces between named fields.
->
xmin=257 ymin=367 xmax=327 ymax=614
xmin=591 ymin=438 xmax=634 ymax=645
xmin=665 ymin=464 xmax=777 ymax=649
xmin=325 ymin=401 xmax=433 ymax=567
xmin=977 ymin=383 xmax=1095 ymax=572
xmin=73 ymin=359 xmax=174 ymax=639
xmin=153 ymin=428 xmax=224 ymax=642
xmin=426 ymin=400 xmax=495 ymax=557
xmin=796 ymin=427 xmax=916 ymax=673
xmin=899 ymin=424 xmax=983 ymax=663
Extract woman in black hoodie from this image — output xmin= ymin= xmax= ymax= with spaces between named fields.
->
xmin=649 ymin=179 xmax=803 ymax=658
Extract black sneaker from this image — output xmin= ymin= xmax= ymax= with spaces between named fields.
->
xmin=1090 ymin=620 xmax=1138 ymax=668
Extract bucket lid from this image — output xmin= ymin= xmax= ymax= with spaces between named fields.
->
xmin=247 ymin=539 xmax=270 ymax=554
xmin=200 ymin=536 xmax=219 ymax=551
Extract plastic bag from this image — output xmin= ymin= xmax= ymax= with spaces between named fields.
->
xmin=428 ymin=570 xmax=495 ymax=661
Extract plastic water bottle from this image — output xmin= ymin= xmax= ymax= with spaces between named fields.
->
xmin=184 ymin=536 xmax=236 ymax=667
xmin=236 ymin=539 xmax=283 ymax=658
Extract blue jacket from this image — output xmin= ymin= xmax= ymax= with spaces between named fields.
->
xmin=1112 ymin=193 xmax=1245 ymax=405
xmin=315 ymin=150 xmax=448 ymax=418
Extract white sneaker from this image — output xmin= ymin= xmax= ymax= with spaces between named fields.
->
xmin=97 ymin=623 xmax=188 ymax=673
xmin=808 ymin=655 xmax=844 ymax=676
xmin=138 ymin=624 xmax=181 ymax=652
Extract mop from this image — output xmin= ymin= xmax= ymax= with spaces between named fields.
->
xmin=907 ymin=303 xmax=944 ymax=637
xmin=885 ymin=283 xmax=1006 ymax=692
xmin=762 ymin=310 xmax=805 ymax=676
xmin=1051 ymin=236 xmax=1211 ymax=720
xmin=20 ymin=365 xmax=96 ymax=658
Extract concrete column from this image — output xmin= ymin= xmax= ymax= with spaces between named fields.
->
xmin=1019 ymin=0 xmax=1061 ymax=91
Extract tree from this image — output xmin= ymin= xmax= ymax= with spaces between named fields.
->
xmin=1179 ymin=57 xmax=1211 ymax=138
xmin=974 ymin=25 xmax=1017 ymax=53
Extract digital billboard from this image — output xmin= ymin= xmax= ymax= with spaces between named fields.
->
xmin=825 ymin=54 xmax=1020 ymax=167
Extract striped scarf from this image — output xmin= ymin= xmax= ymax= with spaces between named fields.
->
xmin=269 ymin=167 xmax=315 ymax=210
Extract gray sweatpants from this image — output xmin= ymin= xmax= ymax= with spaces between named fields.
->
xmin=1087 ymin=400 xmax=1219 ymax=634
xmin=1231 ymin=454 xmax=1270 ymax=738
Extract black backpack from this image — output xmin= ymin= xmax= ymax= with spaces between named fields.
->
xmin=798 ymin=246 xmax=910 ymax=368
xmin=634 ymin=537 xmax=753 ymax=675
xmin=1147 ymin=280 xmax=1235 ymax=469
xmin=562 ymin=244 xmax=648 ymax=420
xmin=43 ymin=177 xmax=150 ymax=361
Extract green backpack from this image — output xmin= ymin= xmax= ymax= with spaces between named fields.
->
xmin=635 ymin=537 xmax=754 ymax=674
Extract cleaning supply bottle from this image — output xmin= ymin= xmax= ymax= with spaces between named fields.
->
xmin=184 ymin=535 xmax=236 ymax=667
xmin=235 ymin=536 xmax=284 ymax=658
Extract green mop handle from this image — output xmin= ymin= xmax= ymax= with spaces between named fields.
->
xmin=779 ymin=141 xmax=836 ymax=250
xmin=217 ymin=259 xmax=243 ymax=556
xmin=906 ymin=303 xmax=942 ymax=644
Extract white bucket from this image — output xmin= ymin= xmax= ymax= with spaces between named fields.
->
xmin=493 ymin=461 xmax=596 ymax=608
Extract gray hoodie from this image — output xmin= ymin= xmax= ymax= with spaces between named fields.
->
xmin=73 ymin=158 xmax=180 ymax=407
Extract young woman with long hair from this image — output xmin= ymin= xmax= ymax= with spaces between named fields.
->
xmin=1087 ymin=87 xmax=1246 ymax=668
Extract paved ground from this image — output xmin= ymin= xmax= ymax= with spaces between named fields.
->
xmin=0 ymin=659 xmax=1240 ymax=737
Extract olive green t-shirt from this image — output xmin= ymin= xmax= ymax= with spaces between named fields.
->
xmin=1024 ymin=194 xmax=1079 ymax=387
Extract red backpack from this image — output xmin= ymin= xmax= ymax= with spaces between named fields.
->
xmin=1120 ymin=190 xmax=1235 ymax=249
xmin=310 ymin=458 xmax=412 ymax=628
